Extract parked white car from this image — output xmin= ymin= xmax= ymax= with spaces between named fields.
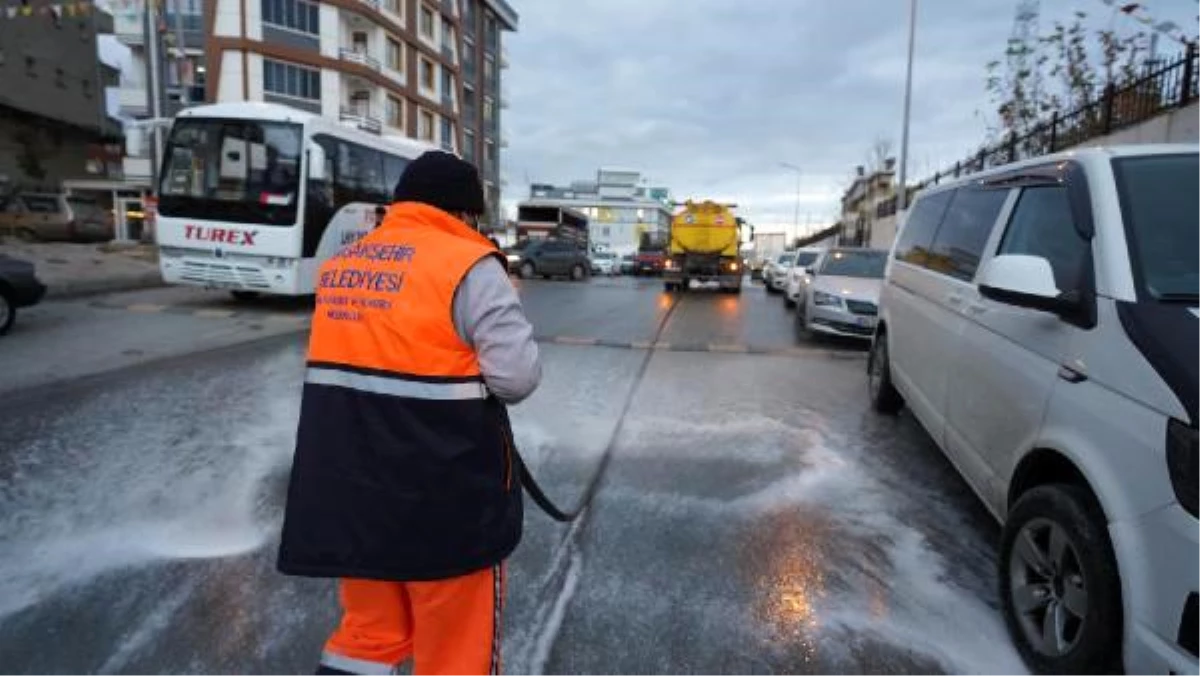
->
xmin=784 ymin=247 xmax=825 ymax=308
xmin=869 ymin=145 xmax=1198 ymax=675
xmin=590 ymin=251 xmax=618 ymax=276
xmin=763 ymin=251 xmax=795 ymax=293
xmin=795 ymin=247 xmax=886 ymax=338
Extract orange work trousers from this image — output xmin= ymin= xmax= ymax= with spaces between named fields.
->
xmin=319 ymin=565 xmax=505 ymax=675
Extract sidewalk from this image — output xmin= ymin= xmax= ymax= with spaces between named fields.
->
xmin=0 ymin=239 xmax=164 ymax=300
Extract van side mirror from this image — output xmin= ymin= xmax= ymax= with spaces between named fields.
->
xmin=308 ymin=146 xmax=327 ymax=181
xmin=806 ymin=266 xmax=816 ymax=276
xmin=979 ymin=254 xmax=1078 ymax=316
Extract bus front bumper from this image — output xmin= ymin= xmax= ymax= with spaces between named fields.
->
xmin=159 ymin=249 xmax=304 ymax=295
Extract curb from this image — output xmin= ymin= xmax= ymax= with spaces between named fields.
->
xmin=538 ymin=335 xmax=868 ymax=359
xmin=46 ymin=271 xmax=166 ymax=301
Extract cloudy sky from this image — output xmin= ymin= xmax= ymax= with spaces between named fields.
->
xmin=500 ymin=0 xmax=1197 ymax=236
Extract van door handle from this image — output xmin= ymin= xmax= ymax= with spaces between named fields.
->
xmin=946 ymin=292 xmax=964 ymax=306
xmin=966 ymin=302 xmax=987 ymax=315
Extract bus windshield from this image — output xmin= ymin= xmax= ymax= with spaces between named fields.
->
xmin=158 ymin=118 xmax=303 ymax=226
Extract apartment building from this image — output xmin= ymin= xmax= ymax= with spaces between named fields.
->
xmin=521 ymin=168 xmax=674 ymax=255
xmin=204 ymin=0 xmax=517 ymax=226
xmin=0 ymin=6 xmax=123 ymax=190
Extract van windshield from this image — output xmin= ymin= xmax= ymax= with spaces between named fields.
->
xmin=1113 ymin=154 xmax=1199 ymax=301
xmin=794 ymin=251 xmax=820 ymax=267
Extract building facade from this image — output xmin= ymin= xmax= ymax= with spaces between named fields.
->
xmin=0 ymin=6 xmax=122 ymax=191
xmin=203 ymin=0 xmax=516 ymax=226
xmin=112 ymin=0 xmax=208 ymax=183
xmin=839 ymin=159 xmax=898 ymax=250
xmin=521 ymin=168 xmax=673 ymax=255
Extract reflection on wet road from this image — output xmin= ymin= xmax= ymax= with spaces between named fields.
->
xmin=0 ymin=279 xmax=1026 ymax=674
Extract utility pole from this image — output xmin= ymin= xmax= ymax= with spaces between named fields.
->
xmin=173 ymin=0 xmax=189 ymax=106
xmin=146 ymin=0 xmax=165 ymax=188
xmin=780 ymin=162 xmax=802 ymax=240
xmin=896 ymin=0 xmax=918 ymax=212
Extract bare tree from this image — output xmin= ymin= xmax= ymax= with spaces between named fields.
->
xmin=866 ymin=136 xmax=894 ymax=173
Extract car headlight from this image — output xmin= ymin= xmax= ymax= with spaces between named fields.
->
xmin=1167 ymin=418 xmax=1198 ymax=518
xmin=813 ymin=290 xmax=843 ymax=306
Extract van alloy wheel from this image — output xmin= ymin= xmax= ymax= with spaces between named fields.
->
xmin=999 ymin=485 xmax=1122 ymax=674
xmin=1008 ymin=518 xmax=1089 ymax=657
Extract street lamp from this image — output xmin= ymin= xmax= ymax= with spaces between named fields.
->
xmin=896 ymin=0 xmax=918 ymax=212
xmin=779 ymin=162 xmax=802 ymax=241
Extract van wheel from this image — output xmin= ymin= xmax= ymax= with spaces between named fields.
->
xmin=0 ymin=288 xmax=16 ymax=336
xmin=867 ymin=335 xmax=903 ymax=413
xmin=570 ymin=264 xmax=586 ymax=281
xmin=519 ymin=262 xmax=536 ymax=280
xmin=12 ymin=228 xmax=38 ymax=242
xmin=1000 ymin=485 xmax=1122 ymax=675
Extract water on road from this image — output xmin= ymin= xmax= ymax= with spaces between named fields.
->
xmin=0 ymin=278 xmax=1026 ymax=673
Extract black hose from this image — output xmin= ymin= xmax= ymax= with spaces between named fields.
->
xmin=516 ymin=291 xmax=682 ymax=522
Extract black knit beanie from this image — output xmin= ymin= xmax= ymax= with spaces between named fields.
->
xmin=392 ymin=151 xmax=487 ymax=215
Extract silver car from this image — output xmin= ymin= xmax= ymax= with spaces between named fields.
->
xmin=797 ymin=247 xmax=887 ymax=339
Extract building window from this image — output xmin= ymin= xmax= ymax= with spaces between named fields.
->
xmin=263 ymin=58 xmax=320 ymax=101
xmin=442 ymin=16 xmax=454 ymax=44
xmin=418 ymin=109 xmax=435 ymax=141
xmin=485 ymin=13 xmax=497 ymax=51
xmin=441 ymin=68 xmax=454 ymax=97
xmin=261 ymin=0 xmax=319 ymax=35
xmin=461 ymin=0 xmax=475 ymax=27
xmin=441 ymin=118 xmax=453 ymax=149
xmin=484 ymin=139 xmax=495 ymax=166
xmin=386 ymin=37 xmax=404 ymax=72
xmin=384 ymin=0 xmax=401 ymax=15
xmin=419 ymin=4 xmax=435 ymax=39
xmin=463 ymin=129 xmax=475 ymax=162
xmin=462 ymin=85 xmax=475 ymax=111
xmin=386 ymin=95 xmax=404 ymax=129
xmin=420 ymin=56 xmax=435 ymax=90
xmin=462 ymin=39 xmax=474 ymax=68
xmin=484 ymin=54 xmax=495 ymax=84
xmin=483 ymin=96 xmax=494 ymax=124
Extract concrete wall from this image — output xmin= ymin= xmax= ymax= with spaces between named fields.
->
xmin=1077 ymin=101 xmax=1199 ymax=147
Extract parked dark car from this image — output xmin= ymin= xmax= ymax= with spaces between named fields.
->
xmin=0 ymin=253 xmax=47 ymax=335
xmin=619 ymin=254 xmax=636 ymax=275
xmin=516 ymin=239 xmax=590 ymax=281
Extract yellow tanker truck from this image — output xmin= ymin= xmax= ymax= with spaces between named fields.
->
xmin=663 ymin=200 xmax=745 ymax=293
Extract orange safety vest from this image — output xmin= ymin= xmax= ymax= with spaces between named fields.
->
xmin=277 ymin=202 xmax=523 ymax=582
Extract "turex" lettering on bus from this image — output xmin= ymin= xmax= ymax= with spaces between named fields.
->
xmin=185 ymin=225 xmax=259 ymax=245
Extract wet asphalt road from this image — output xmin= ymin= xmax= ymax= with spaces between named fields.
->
xmin=0 ymin=276 xmax=1027 ymax=674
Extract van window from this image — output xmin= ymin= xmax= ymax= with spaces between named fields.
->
xmin=794 ymin=251 xmax=820 ymax=267
xmin=894 ymin=190 xmax=953 ymax=266
xmin=927 ymin=187 xmax=1010 ymax=281
xmin=997 ymin=186 xmax=1088 ymax=292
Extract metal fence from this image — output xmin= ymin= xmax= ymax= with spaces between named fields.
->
xmin=878 ymin=41 xmax=1198 ymax=217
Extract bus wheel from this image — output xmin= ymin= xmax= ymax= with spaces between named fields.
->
xmin=231 ymin=291 xmax=261 ymax=302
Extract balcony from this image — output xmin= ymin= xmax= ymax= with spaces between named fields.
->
xmin=340 ymin=108 xmax=383 ymax=135
xmin=339 ymin=47 xmax=380 ymax=71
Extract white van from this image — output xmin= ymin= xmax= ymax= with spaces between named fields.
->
xmin=869 ymin=145 xmax=1197 ymax=674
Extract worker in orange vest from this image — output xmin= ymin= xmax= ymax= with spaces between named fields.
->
xmin=277 ymin=151 xmax=541 ymax=675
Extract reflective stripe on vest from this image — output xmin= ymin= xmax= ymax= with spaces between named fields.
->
xmin=306 ymin=365 xmax=489 ymax=400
